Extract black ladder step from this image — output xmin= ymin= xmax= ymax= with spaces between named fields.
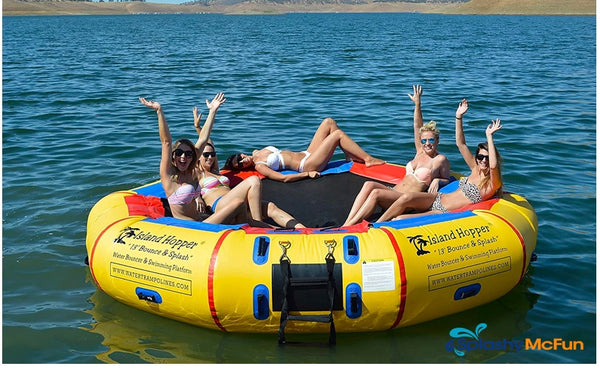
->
xmin=287 ymin=314 xmax=332 ymax=323
xmin=288 ymin=277 xmax=329 ymax=287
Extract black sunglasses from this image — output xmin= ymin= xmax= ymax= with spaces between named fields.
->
xmin=234 ymin=153 xmax=244 ymax=169
xmin=173 ymin=149 xmax=194 ymax=158
xmin=202 ymin=151 xmax=217 ymax=158
xmin=476 ymin=154 xmax=489 ymax=161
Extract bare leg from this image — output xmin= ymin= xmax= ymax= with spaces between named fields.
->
xmin=376 ymin=192 xmax=438 ymax=222
xmin=343 ymin=181 xmax=391 ymax=225
xmin=219 ymin=175 xmax=263 ymax=221
xmin=342 ymin=188 xmax=404 ymax=226
xmin=262 ymin=201 xmax=306 ymax=228
xmin=203 ymin=198 xmax=245 ymax=224
xmin=304 ymin=118 xmax=385 ymax=171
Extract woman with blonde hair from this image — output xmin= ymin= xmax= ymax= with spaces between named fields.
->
xmin=342 ymin=85 xmax=450 ymax=226
xmin=374 ymin=99 xmax=503 ymax=222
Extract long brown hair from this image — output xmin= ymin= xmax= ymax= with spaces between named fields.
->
xmin=476 ymin=142 xmax=503 ymax=196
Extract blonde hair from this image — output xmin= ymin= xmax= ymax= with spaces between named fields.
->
xmin=419 ymin=120 xmax=440 ymax=137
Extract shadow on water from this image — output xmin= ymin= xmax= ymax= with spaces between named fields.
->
xmin=82 ymin=269 xmax=538 ymax=364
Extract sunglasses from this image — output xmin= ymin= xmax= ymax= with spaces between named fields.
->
xmin=421 ymin=138 xmax=436 ymax=145
xmin=234 ymin=153 xmax=244 ymax=169
xmin=202 ymin=152 xmax=217 ymax=158
xmin=476 ymin=154 xmax=489 ymax=161
xmin=173 ymin=149 xmax=194 ymax=158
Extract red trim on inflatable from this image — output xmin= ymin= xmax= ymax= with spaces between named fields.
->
xmin=124 ymin=194 xmax=165 ymax=219
xmin=240 ymin=221 xmax=370 ymax=235
xmin=380 ymin=227 xmax=407 ymax=329
xmin=89 ymin=216 xmax=139 ymax=290
xmin=349 ymin=162 xmax=406 ymax=184
xmin=453 ymin=198 xmax=500 ymax=213
xmin=478 ymin=210 xmax=528 ymax=280
xmin=208 ymin=229 xmax=235 ymax=332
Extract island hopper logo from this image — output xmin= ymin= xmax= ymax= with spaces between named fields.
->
xmin=445 ymin=323 xmax=584 ymax=357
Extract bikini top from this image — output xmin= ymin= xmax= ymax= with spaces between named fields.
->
xmin=405 ymin=161 xmax=433 ymax=186
xmin=255 ymin=146 xmax=285 ymax=171
xmin=458 ymin=177 xmax=483 ymax=204
xmin=199 ymin=174 xmax=230 ymax=196
xmin=168 ymin=183 xmax=201 ymax=205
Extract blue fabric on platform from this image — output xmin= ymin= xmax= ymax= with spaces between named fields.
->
xmin=279 ymin=159 xmax=352 ymax=175
xmin=373 ymin=210 xmax=474 ymax=229
xmin=134 ymin=181 xmax=166 ymax=197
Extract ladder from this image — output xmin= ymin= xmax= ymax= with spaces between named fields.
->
xmin=277 ymin=241 xmax=337 ymax=345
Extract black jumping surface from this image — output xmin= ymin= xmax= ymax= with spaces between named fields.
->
xmin=261 ymin=172 xmax=391 ymax=228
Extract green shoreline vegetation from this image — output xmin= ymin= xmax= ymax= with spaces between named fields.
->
xmin=3 ymin=0 xmax=596 ymax=16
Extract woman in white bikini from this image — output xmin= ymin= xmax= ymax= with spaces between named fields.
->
xmin=374 ymin=99 xmax=503 ymax=222
xmin=193 ymin=108 xmax=305 ymax=228
xmin=222 ymin=117 xmax=386 ymax=183
xmin=342 ymin=85 xmax=450 ymax=226
xmin=139 ymin=93 xmax=241 ymax=223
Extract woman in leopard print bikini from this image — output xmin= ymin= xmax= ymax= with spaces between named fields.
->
xmin=373 ymin=98 xmax=503 ymax=222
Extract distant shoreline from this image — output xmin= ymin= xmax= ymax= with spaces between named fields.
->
xmin=3 ymin=0 xmax=596 ymax=16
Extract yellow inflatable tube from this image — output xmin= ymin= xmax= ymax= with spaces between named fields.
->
xmin=86 ymin=162 xmax=537 ymax=336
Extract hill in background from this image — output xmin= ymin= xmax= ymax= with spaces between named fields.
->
xmin=3 ymin=0 xmax=595 ymax=15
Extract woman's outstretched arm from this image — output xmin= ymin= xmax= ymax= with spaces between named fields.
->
xmin=139 ymin=97 xmax=172 ymax=184
xmin=408 ymin=84 xmax=424 ymax=151
xmin=194 ymin=92 xmax=226 ymax=152
xmin=455 ymin=98 xmax=475 ymax=169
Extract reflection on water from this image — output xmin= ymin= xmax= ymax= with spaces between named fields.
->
xmin=84 ymin=270 xmax=538 ymax=363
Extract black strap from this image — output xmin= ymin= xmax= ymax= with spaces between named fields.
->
xmin=278 ymin=258 xmax=291 ymax=344
xmin=325 ymin=253 xmax=336 ymax=345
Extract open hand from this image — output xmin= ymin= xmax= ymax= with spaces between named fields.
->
xmin=456 ymin=98 xmax=468 ymax=118
xmin=206 ymin=92 xmax=226 ymax=111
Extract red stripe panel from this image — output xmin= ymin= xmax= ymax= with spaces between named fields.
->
xmin=208 ymin=229 xmax=235 ymax=332
xmin=479 ymin=210 xmax=528 ymax=280
xmin=380 ymin=227 xmax=407 ymax=329
xmin=349 ymin=162 xmax=406 ymax=184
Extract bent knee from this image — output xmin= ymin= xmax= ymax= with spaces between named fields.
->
xmin=246 ymin=175 xmax=261 ymax=186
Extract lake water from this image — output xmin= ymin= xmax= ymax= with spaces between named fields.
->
xmin=2 ymin=13 xmax=596 ymax=363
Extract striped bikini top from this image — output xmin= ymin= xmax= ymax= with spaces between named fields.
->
xmin=168 ymin=183 xmax=201 ymax=205
xmin=199 ymin=174 xmax=230 ymax=196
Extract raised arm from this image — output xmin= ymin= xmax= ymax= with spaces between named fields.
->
xmin=139 ymin=97 xmax=172 ymax=183
xmin=194 ymin=92 xmax=226 ymax=152
xmin=408 ymin=84 xmax=424 ymax=151
xmin=486 ymin=119 xmax=503 ymax=190
xmin=455 ymin=99 xmax=475 ymax=169
xmin=254 ymin=164 xmax=320 ymax=183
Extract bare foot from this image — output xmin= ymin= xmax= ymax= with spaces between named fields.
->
xmin=365 ymin=157 xmax=386 ymax=167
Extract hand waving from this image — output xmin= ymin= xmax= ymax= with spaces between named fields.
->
xmin=408 ymin=84 xmax=423 ymax=105
xmin=486 ymin=119 xmax=502 ymax=136
xmin=206 ymin=92 xmax=226 ymax=111
xmin=139 ymin=97 xmax=161 ymax=111
xmin=456 ymin=98 xmax=468 ymax=119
